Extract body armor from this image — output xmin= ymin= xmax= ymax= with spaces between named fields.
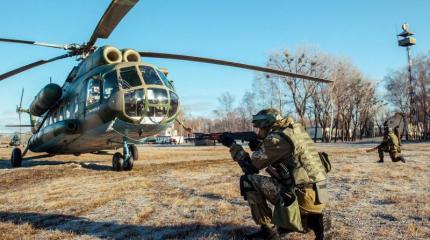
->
xmin=279 ymin=122 xmax=327 ymax=185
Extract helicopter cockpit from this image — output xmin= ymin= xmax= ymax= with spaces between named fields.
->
xmin=114 ymin=64 xmax=179 ymax=122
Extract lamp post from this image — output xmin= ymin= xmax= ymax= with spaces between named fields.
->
xmin=397 ymin=23 xmax=416 ymax=139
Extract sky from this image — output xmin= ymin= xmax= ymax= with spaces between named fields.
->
xmin=0 ymin=0 xmax=429 ymax=132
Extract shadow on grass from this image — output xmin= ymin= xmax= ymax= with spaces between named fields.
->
xmin=0 ymin=211 xmax=250 ymax=239
xmin=0 ymin=157 xmax=111 ymax=171
xmin=178 ymin=187 xmax=246 ymax=207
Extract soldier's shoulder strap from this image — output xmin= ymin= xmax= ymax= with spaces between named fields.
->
xmin=275 ymin=126 xmax=295 ymax=149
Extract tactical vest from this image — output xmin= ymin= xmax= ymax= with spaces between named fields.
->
xmin=387 ymin=131 xmax=400 ymax=151
xmin=280 ymin=123 xmax=327 ymax=185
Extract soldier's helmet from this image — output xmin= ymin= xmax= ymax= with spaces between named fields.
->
xmin=383 ymin=125 xmax=392 ymax=133
xmin=252 ymin=108 xmax=282 ymax=128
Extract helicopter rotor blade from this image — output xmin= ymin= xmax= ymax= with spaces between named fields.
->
xmin=19 ymin=88 xmax=24 ymax=109
xmin=139 ymin=52 xmax=332 ymax=83
xmin=87 ymin=0 xmax=139 ymax=48
xmin=0 ymin=38 xmax=66 ymax=50
xmin=5 ymin=125 xmax=33 ymax=128
xmin=0 ymin=53 xmax=72 ymax=81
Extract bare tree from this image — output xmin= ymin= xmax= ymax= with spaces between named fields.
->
xmin=412 ymin=55 xmax=430 ymax=139
xmin=384 ymin=69 xmax=410 ymax=115
xmin=181 ymin=46 xmax=392 ymax=143
xmin=213 ymin=92 xmax=236 ymax=131
xmin=266 ymin=47 xmax=326 ymax=126
xmin=237 ymin=91 xmax=257 ymax=131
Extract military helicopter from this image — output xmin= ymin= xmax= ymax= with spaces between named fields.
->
xmin=8 ymin=134 xmax=21 ymax=147
xmin=0 ymin=0 xmax=331 ymax=171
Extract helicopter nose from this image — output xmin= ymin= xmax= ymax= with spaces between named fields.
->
xmin=123 ymin=87 xmax=179 ymax=121
xmin=146 ymin=88 xmax=179 ymax=118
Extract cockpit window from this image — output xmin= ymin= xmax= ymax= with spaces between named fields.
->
xmin=168 ymin=91 xmax=179 ymax=117
xmin=147 ymin=88 xmax=168 ymax=104
xmin=103 ymin=71 xmax=118 ymax=100
xmin=86 ymin=77 xmax=101 ymax=106
xmin=156 ymin=69 xmax=174 ymax=89
xmin=139 ymin=66 xmax=162 ymax=85
xmin=124 ymin=89 xmax=145 ymax=117
xmin=148 ymin=106 xmax=168 ymax=117
xmin=119 ymin=66 xmax=142 ymax=89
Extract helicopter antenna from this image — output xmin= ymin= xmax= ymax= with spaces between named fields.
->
xmin=49 ymin=77 xmax=52 ymax=84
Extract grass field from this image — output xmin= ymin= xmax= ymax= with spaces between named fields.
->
xmin=0 ymin=142 xmax=429 ymax=239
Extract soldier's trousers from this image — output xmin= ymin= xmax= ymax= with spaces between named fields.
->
xmin=241 ymin=174 xmax=327 ymax=239
xmin=240 ymin=174 xmax=280 ymax=227
xmin=240 ymin=174 xmax=325 ymax=226
xmin=378 ymin=148 xmax=402 ymax=162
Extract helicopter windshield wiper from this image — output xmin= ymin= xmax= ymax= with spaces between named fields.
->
xmin=118 ymin=77 xmax=133 ymax=89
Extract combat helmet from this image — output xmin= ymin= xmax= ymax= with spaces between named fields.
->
xmin=383 ymin=122 xmax=392 ymax=133
xmin=252 ymin=108 xmax=282 ymax=128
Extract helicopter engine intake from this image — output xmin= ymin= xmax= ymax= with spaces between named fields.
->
xmin=122 ymin=49 xmax=141 ymax=63
xmin=101 ymin=46 xmax=122 ymax=64
xmin=76 ymin=46 xmax=123 ymax=78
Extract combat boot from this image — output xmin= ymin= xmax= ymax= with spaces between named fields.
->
xmin=246 ymin=225 xmax=279 ymax=240
xmin=277 ymin=226 xmax=293 ymax=237
xmin=398 ymin=156 xmax=406 ymax=163
xmin=377 ymin=159 xmax=384 ymax=163
xmin=307 ymin=213 xmax=326 ymax=240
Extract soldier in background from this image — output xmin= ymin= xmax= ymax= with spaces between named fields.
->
xmin=221 ymin=109 xmax=330 ymax=240
xmin=377 ymin=125 xmax=405 ymax=163
xmin=393 ymin=126 xmax=401 ymax=146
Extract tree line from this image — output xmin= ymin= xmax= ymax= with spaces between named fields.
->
xmin=180 ymin=46 xmax=429 ymax=142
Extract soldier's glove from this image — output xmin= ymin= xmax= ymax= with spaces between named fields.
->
xmin=238 ymin=157 xmax=259 ymax=175
xmin=220 ymin=132 xmax=235 ymax=147
xmin=248 ymin=139 xmax=261 ymax=151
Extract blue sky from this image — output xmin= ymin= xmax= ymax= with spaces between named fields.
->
xmin=0 ymin=0 xmax=429 ymax=132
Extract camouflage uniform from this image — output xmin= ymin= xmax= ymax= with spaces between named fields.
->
xmin=378 ymin=128 xmax=405 ymax=163
xmin=228 ymin=111 xmax=328 ymax=239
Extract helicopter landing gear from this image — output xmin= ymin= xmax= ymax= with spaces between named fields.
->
xmin=112 ymin=152 xmax=124 ymax=171
xmin=129 ymin=144 xmax=138 ymax=161
xmin=11 ymin=148 xmax=23 ymax=168
xmin=112 ymin=137 xmax=134 ymax=171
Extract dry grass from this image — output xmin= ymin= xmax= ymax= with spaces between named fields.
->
xmin=0 ymin=142 xmax=429 ymax=239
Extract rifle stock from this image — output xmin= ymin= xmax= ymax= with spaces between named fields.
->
xmin=366 ymin=146 xmax=379 ymax=152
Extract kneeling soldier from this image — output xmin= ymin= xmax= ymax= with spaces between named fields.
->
xmin=221 ymin=108 xmax=330 ymax=240
xmin=377 ymin=125 xmax=405 ymax=163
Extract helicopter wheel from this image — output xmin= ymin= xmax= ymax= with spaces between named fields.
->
xmin=112 ymin=152 xmax=124 ymax=171
xmin=11 ymin=148 xmax=23 ymax=168
xmin=129 ymin=144 xmax=138 ymax=161
xmin=123 ymin=155 xmax=134 ymax=171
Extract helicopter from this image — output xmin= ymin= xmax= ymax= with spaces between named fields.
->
xmin=0 ymin=0 xmax=331 ymax=171
xmin=8 ymin=133 xmax=21 ymax=147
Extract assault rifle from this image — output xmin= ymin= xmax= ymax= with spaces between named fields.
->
xmin=186 ymin=131 xmax=257 ymax=144
xmin=365 ymin=146 xmax=379 ymax=152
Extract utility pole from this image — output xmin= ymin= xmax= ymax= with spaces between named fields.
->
xmin=397 ymin=23 xmax=416 ymax=140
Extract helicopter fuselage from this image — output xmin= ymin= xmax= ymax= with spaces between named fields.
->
xmin=27 ymin=48 xmax=179 ymax=155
